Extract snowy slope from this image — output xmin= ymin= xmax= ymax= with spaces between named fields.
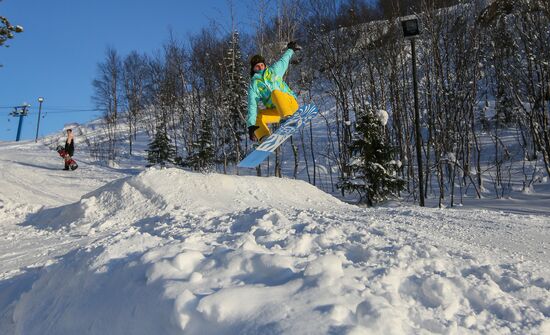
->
xmin=0 ymin=140 xmax=549 ymax=334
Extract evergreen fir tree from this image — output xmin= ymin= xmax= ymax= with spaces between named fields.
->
xmin=339 ymin=105 xmax=405 ymax=206
xmin=184 ymin=112 xmax=215 ymax=172
xmin=146 ymin=123 xmax=176 ymax=165
xmin=222 ymin=30 xmax=248 ymax=163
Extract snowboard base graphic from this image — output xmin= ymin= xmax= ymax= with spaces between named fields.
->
xmin=238 ymin=104 xmax=318 ymax=168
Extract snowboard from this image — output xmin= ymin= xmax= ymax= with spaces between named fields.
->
xmin=238 ymin=104 xmax=319 ymax=168
xmin=56 ymin=145 xmax=78 ymax=170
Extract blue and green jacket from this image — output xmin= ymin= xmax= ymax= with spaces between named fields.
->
xmin=246 ymin=49 xmax=297 ymax=127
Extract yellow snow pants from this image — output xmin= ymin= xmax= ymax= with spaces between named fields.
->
xmin=254 ymin=90 xmax=299 ymax=140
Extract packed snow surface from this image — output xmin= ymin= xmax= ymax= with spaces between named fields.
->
xmin=0 ymin=141 xmax=549 ymax=334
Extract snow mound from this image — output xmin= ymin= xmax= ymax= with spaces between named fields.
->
xmin=30 ymin=167 xmax=349 ymax=233
xmin=7 ymin=169 xmax=550 ymax=334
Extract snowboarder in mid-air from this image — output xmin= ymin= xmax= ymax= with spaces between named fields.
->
xmin=246 ymin=41 xmax=301 ymax=143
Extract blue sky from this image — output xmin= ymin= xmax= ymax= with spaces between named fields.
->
xmin=0 ymin=0 xmax=251 ymax=141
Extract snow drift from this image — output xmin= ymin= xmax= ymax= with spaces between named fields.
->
xmin=5 ymin=168 xmax=548 ymax=335
xmin=29 ymin=168 xmax=348 ymax=233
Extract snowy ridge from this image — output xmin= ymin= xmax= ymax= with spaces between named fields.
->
xmin=4 ymin=167 xmax=548 ymax=334
xmin=29 ymin=168 xmax=348 ymax=233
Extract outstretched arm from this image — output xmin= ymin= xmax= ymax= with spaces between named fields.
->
xmin=270 ymin=49 xmax=294 ymax=77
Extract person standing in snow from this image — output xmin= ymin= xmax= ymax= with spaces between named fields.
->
xmin=63 ymin=128 xmax=75 ymax=170
xmin=246 ymin=41 xmax=301 ymax=142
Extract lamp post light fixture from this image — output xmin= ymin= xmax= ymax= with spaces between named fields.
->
xmin=401 ymin=16 xmax=425 ymax=207
xmin=402 ymin=18 xmax=421 ymax=38
xmin=35 ymin=97 xmax=44 ymax=142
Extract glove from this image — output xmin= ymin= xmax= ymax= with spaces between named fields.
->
xmin=248 ymin=125 xmax=259 ymax=141
xmin=287 ymin=41 xmax=302 ymax=51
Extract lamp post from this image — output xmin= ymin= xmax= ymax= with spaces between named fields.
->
xmin=402 ymin=17 xmax=425 ymax=207
xmin=35 ymin=97 xmax=44 ymax=142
